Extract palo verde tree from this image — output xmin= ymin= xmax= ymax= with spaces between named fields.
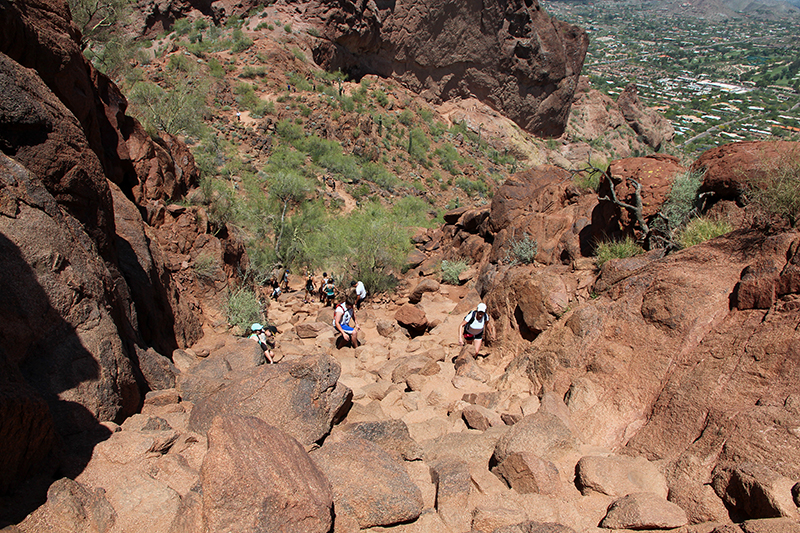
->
xmin=68 ymin=0 xmax=132 ymax=49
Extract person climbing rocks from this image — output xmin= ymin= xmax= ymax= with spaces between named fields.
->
xmin=351 ymin=279 xmax=367 ymax=309
xmin=319 ymin=272 xmax=329 ymax=302
xmin=333 ymin=292 xmax=360 ymax=349
xmin=323 ymin=276 xmax=336 ymax=307
xmin=458 ymin=302 xmax=494 ymax=356
xmin=249 ymin=323 xmax=275 ymax=363
xmin=270 ymin=278 xmax=281 ymax=299
xmin=304 ymin=271 xmax=315 ymax=303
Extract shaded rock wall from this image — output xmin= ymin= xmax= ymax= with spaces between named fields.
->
xmin=308 ymin=0 xmax=588 ymax=137
xmin=0 ymin=0 xmax=234 ymax=504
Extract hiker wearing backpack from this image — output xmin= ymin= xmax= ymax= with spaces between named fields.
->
xmin=333 ymin=292 xmax=360 ymax=348
xmin=458 ymin=302 xmax=493 ymax=356
xmin=304 ymin=271 xmax=315 ymax=303
xmin=323 ymin=276 xmax=336 ymax=306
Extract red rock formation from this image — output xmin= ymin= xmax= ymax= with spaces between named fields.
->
xmin=616 ymin=83 xmax=675 ymax=151
xmin=0 ymin=0 xmax=239 ymax=511
xmin=307 ymin=0 xmax=588 ymax=138
xmin=693 ymin=140 xmax=800 ymax=198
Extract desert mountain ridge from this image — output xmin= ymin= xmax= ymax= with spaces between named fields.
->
xmin=1 ymin=0 xmax=800 ymax=532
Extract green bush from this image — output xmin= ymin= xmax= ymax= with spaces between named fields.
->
xmin=225 ymin=287 xmax=262 ymax=332
xmin=193 ymin=253 xmax=217 ymax=279
xmin=661 ymin=169 xmax=704 ymax=229
xmin=408 ymin=128 xmax=430 ymax=166
xmin=276 ymin=119 xmax=305 ymax=142
xmin=240 ymin=65 xmax=267 ymax=78
xmin=595 ymin=237 xmax=644 ymax=267
xmin=361 ymin=162 xmax=398 ymax=191
xmin=677 ymin=217 xmax=733 ymax=248
xmin=455 ymin=177 xmax=488 ymax=197
xmin=128 ymin=79 xmax=206 ymax=136
xmin=284 ymin=23 xmax=292 ymax=33
xmin=435 ymin=143 xmax=464 ymax=175
xmin=747 ymin=152 xmax=800 ymax=227
xmin=441 ymin=259 xmax=468 ymax=284
xmin=398 ymin=109 xmax=414 ymax=126
xmin=503 ymin=232 xmax=538 ymax=265
xmin=373 ymin=89 xmax=389 ymax=107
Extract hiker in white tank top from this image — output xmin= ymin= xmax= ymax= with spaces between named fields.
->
xmin=458 ymin=302 xmax=493 ymax=356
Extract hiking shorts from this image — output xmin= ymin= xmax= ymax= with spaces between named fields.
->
xmin=464 ymin=330 xmax=483 ymax=341
xmin=341 ymin=323 xmax=355 ymax=334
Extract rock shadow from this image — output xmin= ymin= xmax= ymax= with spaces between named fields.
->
xmin=0 ymin=234 xmax=111 ymax=526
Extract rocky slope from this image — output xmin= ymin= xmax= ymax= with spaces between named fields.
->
xmin=2 ymin=0 xmax=800 ymax=531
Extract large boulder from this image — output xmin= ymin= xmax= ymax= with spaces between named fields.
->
xmin=14 ymin=478 xmax=116 ymax=533
xmin=201 ymin=415 xmax=333 ymax=533
xmin=692 ymin=141 xmax=800 ymax=199
xmin=310 ymin=436 xmax=423 ymax=528
xmin=575 ymin=454 xmax=668 ymax=498
xmin=493 ymin=411 xmax=578 ymax=465
xmin=599 ymin=154 xmax=686 ymax=237
xmin=489 ymin=166 xmax=599 ymax=264
xmin=309 ymin=0 xmax=588 ymax=138
xmin=599 ymin=492 xmax=688 ymax=530
xmin=188 ymin=354 xmax=352 ymax=446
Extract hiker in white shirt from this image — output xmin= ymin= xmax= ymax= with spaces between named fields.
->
xmin=458 ymin=302 xmax=493 ymax=356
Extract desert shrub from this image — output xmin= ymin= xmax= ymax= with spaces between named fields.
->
xmin=225 ymin=287 xmax=261 ymax=332
xmin=408 ymin=128 xmax=430 ymax=166
xmin=307 ymin=28 xmax=320 ymax=37
xmin=128 ymin=78 xmax=206 ymax=136
xmin=661 ymin=169 xmax=704 ymax=229
xmin=747 ymin=152 xmax=800 ymax=227
xmin=288 ymin=72 xmax=313 ymax=91
xmin=284 ymin=23 xmax=292 ymax=33
xmin=441 ymin=259 xmax=468 ymax=285
xmin=455 ymin=177 xmax=487 ymax=197
xmin=435 ymin=143 xmax=464 ymax=175
xmin=503 ymin=232 xmax=538 ymax=265
xmin=398 ymin=109 xmax=414 ymax=126
xmin=275 ymin=119 xmax=305 ymax=142
xmin=240 ymin=65 xmax=267 ymax=78
xmin=595 ymin=237 xmax=644 ymax=267
xmin=193 ymin=253 xmax=217 ymax=279
xmin=677 ymin=217 xmax=733 ymax=248
xmin=373 ymin=89 xmax=389 ymax=107
xmin=392 ymin=196 xmax=436 ymax=227
xmin=574 ymin=159 xmax=608 ymax=192
xmin=418 ymin=107 xmax=434 ymax=124
xmin=208 ymin=58 xmax=225 ymax=77
xmin=361 ymin=162 xmax=398 ymax=191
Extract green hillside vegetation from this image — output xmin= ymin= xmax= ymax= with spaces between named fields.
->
xmin=77 ymin=9 xmax=533 ymax=293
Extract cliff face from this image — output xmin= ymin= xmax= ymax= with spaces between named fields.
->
xmin=308 ymin=0 xmax=588 ymax=138
xmin=0 ymin=0 xmax=238 ymax=511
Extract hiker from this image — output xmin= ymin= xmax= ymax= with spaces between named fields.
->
xmin=249 ymin=323 xmax=275 ymax=363
xmin=323 ymin=277 xmax=336 ymax=306
xmin=304 ymin=271 xmax=315 ymax=303
xmin=351 ymin=280 xmax=367 ymax=309
xmin=333 ymin=292 xmax=360 ymax=348
xmin=319 ymin=272 xmax=329 ymax=302
xmin=458 ymin=302 xmax=493 ymax=356
xmin=281 ymin=268 xmax=290 ymax=291
xmin=270 ymin=278 xmax=281 ymax=299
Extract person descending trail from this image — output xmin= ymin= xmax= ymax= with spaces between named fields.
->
xmin=333 ymin=292 xmax=360 ymax=349
xmin=458 ymin=302 xmax=493 ymax=357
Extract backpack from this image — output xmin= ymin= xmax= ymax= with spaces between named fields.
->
xmin=325 ymin=283 xmax=335 ymax=297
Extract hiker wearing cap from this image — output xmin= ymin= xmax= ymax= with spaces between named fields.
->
xmin=249 ymin=323 xmax=275 ymax=363
xmin=333 ymin=292 xmax=360 ymax=349
xmin=458 ymin=303 xmax=493 ymax=356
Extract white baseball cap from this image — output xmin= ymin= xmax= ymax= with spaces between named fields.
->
xmin=476 ymin=303 xmax=487 ymax=312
